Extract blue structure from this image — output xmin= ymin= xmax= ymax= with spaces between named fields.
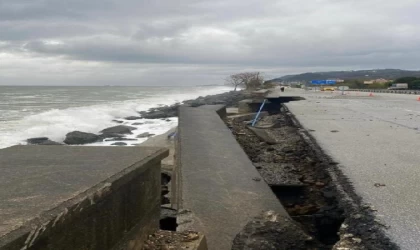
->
xmin=252 ymin=99 xmax=267 ymax=127
xmin=310 ymin=80 xmax=337 ymax=85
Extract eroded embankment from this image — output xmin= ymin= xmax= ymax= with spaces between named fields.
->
xmin=227 ymin=106 xmax=398 ymax=250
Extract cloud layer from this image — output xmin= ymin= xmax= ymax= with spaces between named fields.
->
xmin=1 ymin=0 xmax=420 ymax=85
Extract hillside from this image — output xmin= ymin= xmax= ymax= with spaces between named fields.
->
xmin=270 ymin=69 xmax=420 ymax=82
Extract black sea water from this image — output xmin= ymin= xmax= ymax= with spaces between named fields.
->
xmin=0 ymin=85 xmax=231 ymax=148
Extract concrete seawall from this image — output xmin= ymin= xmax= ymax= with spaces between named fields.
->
xmin=176 ymin=105 xmax=287 ymax=250
xmin=0 ymin=146 xmax=168 ymax=250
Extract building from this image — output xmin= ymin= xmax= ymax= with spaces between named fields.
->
xmin=364 ymin=78 xmax=390 ymax=85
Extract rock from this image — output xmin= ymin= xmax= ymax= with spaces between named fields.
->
xmin=124 ymin=116 xmax=142 ymax=120
xmin=137 ymin=91 xmax=249 ymax=119
xmin=188 ymin=100 xmax=206 ymax=107
xmin=112 ymin=120 xmax=124 ymax=124
xmin=27 ymin=137 xmax=49 ymax=144
xmin=232 ymin=211 xmax=323 ymax=250
xmin=322 ymin=190 xmax=336 ymax=199
xmin=111 ymin=142 xmax=127 ymax=146
xmin=140 ymin=110 xmax=171 ymax=119
xmin=161 ymin=207 xmax=177 ymax=221
xmin=100 ymin=125 xmax=137 ymax=135
xmin=137 ymin=132 xmax=155 ymax=138
xmin=64 ymin=131 xmax=100 ymax=145
xmin=38 ymin=140 xmax=63 ymax=145
xmin=27 ymin=137 xmax=63 ymax=145
xmin=99 ymin=132 xmax=124 ymax=138
xmin=104 ymin=138 xmax=137 ymax=142
xmin=353 ymin=238 xmax=362 ymax=244
xmin=352 ymin=214 xmax=363 ymax=219
xmin=132 ymin=122 xmax=144 ymax=125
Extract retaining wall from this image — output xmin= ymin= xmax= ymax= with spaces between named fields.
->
xmin=176 ymin=105 xmax=287 ymax=250
xmin=0 ymin=146 xmax=168 ymax=250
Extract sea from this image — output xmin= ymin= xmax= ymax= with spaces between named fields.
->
xmin=0 ymin=85 xmax=232 ymax=149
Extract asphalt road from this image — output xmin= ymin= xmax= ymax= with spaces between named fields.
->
xmin=283 ymin=89 xmax=420 ymax=250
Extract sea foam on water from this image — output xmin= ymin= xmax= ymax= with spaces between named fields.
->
xmin=0 ymin=86 xmax=231 ymax=149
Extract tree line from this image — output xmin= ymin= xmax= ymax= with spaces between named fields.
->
xmin=335 ymin=77 xmax=420 ymax=89
xmin=225 ymin=72 xmax=268 ymax=91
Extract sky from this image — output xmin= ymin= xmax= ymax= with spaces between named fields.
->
xmin=1 ymin=0 xmax=420 ymax=86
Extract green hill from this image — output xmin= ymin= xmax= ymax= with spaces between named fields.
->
xmin=269 ymin=69 xmax=420 ymax=82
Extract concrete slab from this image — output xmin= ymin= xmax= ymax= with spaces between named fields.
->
xmin=226 ymin=107 xmax=239 ymax=114
xmin=177 ymin=107 xmax=287 ymax=250
xmin=284 ymin=89 xmax=420 ymax=250
xmin=199 ymin=104 xmax=227 ymax=119
xmin=227 ymin=112 xmax=268 ymax=123
xmin=0 ymin=145 xmax=168 ymax=246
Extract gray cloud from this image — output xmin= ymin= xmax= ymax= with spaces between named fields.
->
xmin=1 ymin=0 xmax=420 ymax=85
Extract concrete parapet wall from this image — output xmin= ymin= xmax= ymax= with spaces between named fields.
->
xmin=198 ymin=104 xmax=227 ymax=119
xmin=176 ymin=106 xmax=287 ymax=250
xmin=0 ymin=146 xmax=168 ymax=250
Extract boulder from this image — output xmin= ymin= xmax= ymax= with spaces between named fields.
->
xmin=124 ymin=116 xmax=142 ymax=120
xmin=139 ymin=104 xmax=179 ymax=119
xmin=186 ymin=99 xmax=206 ymax=107
xmin=137 ymin=132 xmax=155 ymax=138
xmin=232 ymin=211 xmax=323 ymax=250
xmin=64 ymin=131 xmax=100 ymax=145
xmin=104 ymin=138 xmax=137 ymax=142
xmin=112 ymin=120 xmax=124 ymax=124
xmin=99 ymin=133 xmax=123 ymax=139
xmin=27 ymin=137 xmax=62 ymax=145
xmin=100 ymin=125 xmax=137 ymax=135
xmin=39 ymin=140 xmax=63 ymax=145
xmin=139 ymin=110 xmax=169 ymax=119
xmin=132 ymin=122 xmax=144 ymax=125
xmin=111 ymin=142 xmax=127 ymax=146
xmin=27 ymin=137 xmax=49 ymax=144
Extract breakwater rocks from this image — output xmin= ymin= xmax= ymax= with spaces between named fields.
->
xmin=139 ymin=90 xmax=250 ymax=119
xmin=26 ymin=90 xmax=248 ymax=146
xmin=26 ymin=137 xmax=63 ymax=145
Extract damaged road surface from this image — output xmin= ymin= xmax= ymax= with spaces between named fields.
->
xmin=227 ymin=106 xmax=398 ymax=250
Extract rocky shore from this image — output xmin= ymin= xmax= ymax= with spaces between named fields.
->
xmin=26 ymin=90 xmax=250 ymax=146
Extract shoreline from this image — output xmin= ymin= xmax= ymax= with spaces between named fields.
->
xmin=0 ymin=85 xmax=233 ymax=149
xmin=22 ymin=90 xmax=247 ymax=148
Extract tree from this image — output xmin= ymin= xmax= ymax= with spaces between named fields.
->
xmin=395 ymin=77 xmax=418 ymax=83
xmin=225 ymin=74 xmax=243 ymax=91
xmin=227 ymin=72 xmax=264 ymax=91
xmin=409 ymin=79 xmax=420 ymax=89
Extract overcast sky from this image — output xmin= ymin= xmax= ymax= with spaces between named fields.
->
xmin=1 ymin=0 xmax=420 ymax=86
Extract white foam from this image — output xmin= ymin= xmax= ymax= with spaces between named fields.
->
xmin=0 ymin=86 xmax=231 ymax=149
